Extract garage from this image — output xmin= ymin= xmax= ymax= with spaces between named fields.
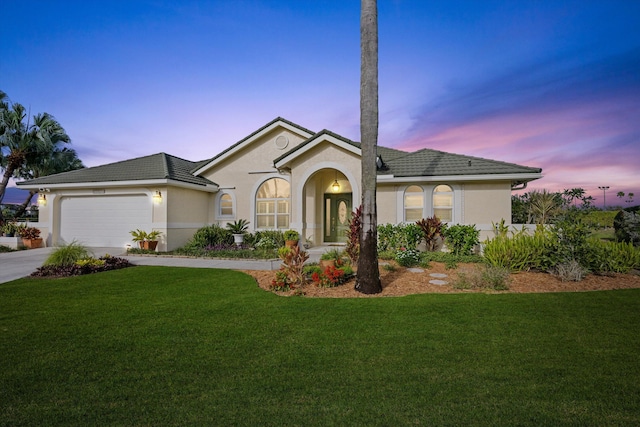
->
xmin=59 ymin=195 xmax=152 ymax=247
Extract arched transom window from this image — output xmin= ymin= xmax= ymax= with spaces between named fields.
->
xmin=433 ymin=184 xmax=453 ymax=222
xmin=219 ymin=193 xmax=233 ymax=217
xmin=256 ymin=178 xmax=290 ymax=229
xmin=404 ymin=185 xmax=424 ymax=222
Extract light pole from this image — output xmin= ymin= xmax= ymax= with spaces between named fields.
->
xmin=598 ymin=186 xmax=610 ymax=209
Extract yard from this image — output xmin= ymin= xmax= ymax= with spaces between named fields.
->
xmin=1 ymin=266 xmax=639 ymax=426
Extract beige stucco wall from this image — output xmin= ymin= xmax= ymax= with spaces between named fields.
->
xmin=201 ymin=128 xmax=307 ymax=231
xmin=163 ymin=186 xmax=215 ymax=251
xmin=462 ymin=181 xmax=512 ymax=240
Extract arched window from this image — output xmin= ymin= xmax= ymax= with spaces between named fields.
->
xmin=219 ymin=193 xmax=233 ymax=217
xmin=256 ymin=178 xmax=290 ymax=229
xmin=433 ymin=185 xmax=453 ymax=222
xmin=404 ymin=185 xmax=424 ymax=222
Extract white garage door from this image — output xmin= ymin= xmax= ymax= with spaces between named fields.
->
xmin=60 ymin=195 xmax=152 ymax=247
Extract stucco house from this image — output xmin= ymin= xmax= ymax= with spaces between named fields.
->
xmin=18 ymin=117 xmax=542 ymax=251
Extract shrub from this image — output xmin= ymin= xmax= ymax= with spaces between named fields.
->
xmin=276 ymin=245 xmax=309 ymax=289
xmin=584 ymin=238 xmax=640 ymax=274
xmin=416 ymin=216 xmax=444 ymax=251
xmin=552 ymin=213 xmax=591 ymax=266
xmin=453 ymin=265 xmax=511 ymax=290
xmin=395 ymin=247 xmax=420 ymax=267
xmin=553 ymin=260 xmax=588 ymax=282
xmin=185 ymin=224 xmax=233 ymax=249
xmin=442 ymin=224 xmax=479 ymax=256
xmin=483 ymin=231 xmax=555 ymax=272
xmin=270 ymin=270 xmax=291 ymax=291
xmin=614 ymin=209 xmax=640 ymax=247
xmin=44 ymin=241 xmax=92 ymax=267
xmin=311 ymin=265 xmax=346 ymax=288
xmin=377 ymin=223 xmax=423 ymax=252
xmin=31 ymin=255 xmax=132 ymax=278
xmin=252 ymin=230 xmax=285 ymax=249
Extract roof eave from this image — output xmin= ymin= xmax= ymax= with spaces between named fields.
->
xmin=376 ymin=172 xmax=543 ymax=183
xmin=17 ymin=179 xmax=220 ymax=193
xmin=274 ymin=133 xmax=361 ymax=168
xmin=193 ymin=118 xmax=314 ymax=176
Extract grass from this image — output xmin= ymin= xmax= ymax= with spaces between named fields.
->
xmin=1 ymin=266 xmax=639 ymax=426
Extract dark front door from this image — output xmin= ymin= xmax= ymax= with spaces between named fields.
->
xmin=324 ymin=193 xmax=352 ymax=243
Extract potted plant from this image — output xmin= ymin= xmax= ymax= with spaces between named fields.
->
xmin=18 ymin=226 xmax=43 ymax=249
xmin=129 ymin=229 xmax=162 ymax=251
xmin=319 ymin=248 xmax=344 ymax=268
xmin=226 ymin=219 xmax=250 ymax=246
xmin=303 ymin=235 xmax=313 ymax=249
xmin=283 ymin=229 xmax=299 ymax=248
xmin=1 ymin=222 xmax=19 ymax=237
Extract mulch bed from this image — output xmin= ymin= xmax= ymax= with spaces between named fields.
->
xmin=242 ymin=262 xmax=640 ymax=298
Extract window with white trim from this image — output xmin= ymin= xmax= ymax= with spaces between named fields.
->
xmin=433 ymin=184 xmax=453 ymax=222
xmin=256 ymin=178 xmax=290 ymax=229
xmin=219 ymin=193 xmax=233 ymax=217
xmin=404 ymin=185 xmax=424 ymax=222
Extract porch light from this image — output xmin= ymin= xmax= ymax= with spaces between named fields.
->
xmin=332 ymin=171 xmax=340 ymax=193
xmin=37 ymin=193 xmax=47 ymax=206
xmin=152 ymin=191 xmax=162 ymax=204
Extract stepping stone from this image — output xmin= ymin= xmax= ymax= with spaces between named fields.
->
xmin=407 ymin=268 xmax=424 ymax=273
xmin=429 ymin=279 xmax=448 ymax=286
xmin=429 ymin=273 xmax=448 ymax=278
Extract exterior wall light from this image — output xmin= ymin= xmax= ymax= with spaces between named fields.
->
xmin=37 ymin=193 xmax=47 ymax=206
xmin=152 ymin=191 xmax=162 ymax=204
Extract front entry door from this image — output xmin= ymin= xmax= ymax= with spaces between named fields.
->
xmin=324 ymin=193 xmax=352 ymax=243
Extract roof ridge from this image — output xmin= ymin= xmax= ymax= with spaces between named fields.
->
xmin=160 ymin=152 xmax=171 ymax=179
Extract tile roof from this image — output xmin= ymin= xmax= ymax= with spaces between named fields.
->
xmin=18 ymin=153 xmax=216 ymax=187
xmin=275 ymin=129 xmax=540 ymax=177
xmin=380 ymin=148 xmax=542 ymax=177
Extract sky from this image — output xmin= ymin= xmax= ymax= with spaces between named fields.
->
xmin=2 ymin=0 xmax=639 ymax=207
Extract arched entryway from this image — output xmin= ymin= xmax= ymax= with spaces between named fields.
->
xmin=297 ymin=165 xmax=358 ymax=245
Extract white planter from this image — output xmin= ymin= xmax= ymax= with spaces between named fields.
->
xmin=233 ymin=233 xmax=244 ymax=246
xmin=0 ymin=236 xmax=24 ymax=249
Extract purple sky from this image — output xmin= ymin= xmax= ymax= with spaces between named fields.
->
xmin=2 ymin=0 xmax=639 ymax=207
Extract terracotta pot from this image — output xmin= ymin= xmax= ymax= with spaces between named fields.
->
xmin=319 ymin=259 xmax=335 ymax=269
xmin=142 ymin=241 xmax=159 ymax=251
xmin=285 ymin=239 xmax=299 ymax=248
xmin=22 ymin=238 xmax=43 ymax=249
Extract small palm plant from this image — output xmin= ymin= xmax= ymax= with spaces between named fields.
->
xmin=226 ymin=219 xmax=250 ymax=234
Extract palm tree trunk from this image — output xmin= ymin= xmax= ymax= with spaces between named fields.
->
xmin=355 ymin=0 xmax=382 ymax=294
xmin=13 ymin=190 xmax=37 ymax=219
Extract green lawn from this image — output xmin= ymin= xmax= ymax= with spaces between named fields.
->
xmin=1 ymin=267 xmax=639 ymax=426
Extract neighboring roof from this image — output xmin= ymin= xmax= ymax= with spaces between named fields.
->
xmin=17 ymin=153 xmax=217 ymax=188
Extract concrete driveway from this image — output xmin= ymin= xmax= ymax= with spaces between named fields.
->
xmin=0 ymin=247 xmax=125 ymax=284
xmin=0 ymin=247 xmax=283 ymax=284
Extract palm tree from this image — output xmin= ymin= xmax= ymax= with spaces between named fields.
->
xmin=529 ymin=190 xmax=562 ymax=224
xmin=617 ymin=191 xmax=625 ymax=199
xmin=12 ymin=147 xmax=84 ymax=218
xmin=0 ymin=95 xmax=71 ymax=223
xmin=355 ymin=0 xmax=382 ymax=294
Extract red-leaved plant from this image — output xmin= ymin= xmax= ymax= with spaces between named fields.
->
xmin=416 ymin=216 xmax=444 ymax=252
xmin=311 ymin=265 xmax=345 ymax=288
